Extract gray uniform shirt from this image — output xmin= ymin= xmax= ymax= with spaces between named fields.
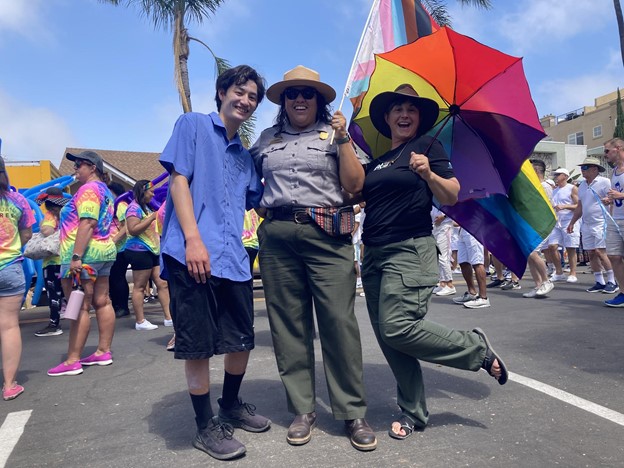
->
xmin=250 ymin=121 xmax=345 ymax=208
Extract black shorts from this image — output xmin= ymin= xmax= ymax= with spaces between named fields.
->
xmin=163 ymin=254 xmax=255 ymax=359
xmin=125 ymin=249 xmax=159 ymax=271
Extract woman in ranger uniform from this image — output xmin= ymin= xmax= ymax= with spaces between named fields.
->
xmin=250 ymin=65 xmax=376 ymax=452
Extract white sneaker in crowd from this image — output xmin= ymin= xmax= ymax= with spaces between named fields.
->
xmin=523 ymin=288 xmax=539 ymax=298
xmin=550 ymin=273 xmax=567 ymax=282
xmin=432 ymin=285 xmax=443 ymax=294
xmin=135 ymin=319 xmax=158 ymax=331
xmin=356 ymin=278 xmax=363 ymax=288
xmin=566 ymin=275 xmax=578 ymax=283
xmin=164 ymin=319 xmax=173 ymax=327
xmin=536 ymin=280 xmax=554 ymax=296
xmin=436 ymin=285 xmax=457 ymax=296
xmin=463 ymin=296 xmax=491 ymax=309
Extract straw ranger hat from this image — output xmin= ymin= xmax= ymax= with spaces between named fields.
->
xmin=369 ymin=84 xmax=440 ymax=139
xmin=578 ymin=156 xmax=606 ymax=172
xmin=266 ymin=65 xmax=336 ymax=104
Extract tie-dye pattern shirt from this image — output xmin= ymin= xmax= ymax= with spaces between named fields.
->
xmin=110 ymin=200 xmax=128 ymax=252
xmin=59 ymin=180 xmax=116 ymax=265
xmin=125 ymin=200 xmax=160 ymax=255
xmin=0 ymin=191 xmax=35 ymax=271
xmin=41 ymin=211 xmax=61 ymax=267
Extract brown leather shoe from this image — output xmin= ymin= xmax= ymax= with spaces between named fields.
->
xmin=286 ymin=412 xmax=317 ymax=445
xmin=345 ymin=418 xmax=377 ymax=451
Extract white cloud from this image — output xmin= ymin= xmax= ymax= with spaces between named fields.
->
xmin=0 ymin=0 xmax=53 ymax=44
xmin=497 ymin=0 xmax=612 ymax=55
xmin=0 ymin=89 xmax=76 ymax=167
xmin=537 ymin=74 xmax=623 ymax=117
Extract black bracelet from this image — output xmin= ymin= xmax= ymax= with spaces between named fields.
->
xmin=335 ymin=133 xmax=351 ymax=145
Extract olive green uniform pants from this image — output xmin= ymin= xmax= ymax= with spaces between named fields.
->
xmin=362 ymin=236 xmax=486 ymax=428
xmin=258 ymin=219 xmax=368 ymax=420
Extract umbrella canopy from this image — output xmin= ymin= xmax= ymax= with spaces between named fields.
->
xmin=351 ymin=26 xmax=546 ymax=202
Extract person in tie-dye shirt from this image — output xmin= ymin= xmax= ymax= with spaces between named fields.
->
xmin=107 ymin=182 xmax=131 ymax=319
xmin=0 ymin=156 xmax=34 ymax=401
xmin=34 ymin=187 xmax=69 ymax=337
xmin=47 ymin=151 xmax=117 ymax=377
xmin=125 ymin=179 xmax=171 ymax=331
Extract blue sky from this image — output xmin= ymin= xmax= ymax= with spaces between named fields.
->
xmin=0 ymin=0 xmax=621 ymax=168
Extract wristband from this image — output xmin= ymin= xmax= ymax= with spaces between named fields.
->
xmin=335 ymin=133 xmax=351 ymax=145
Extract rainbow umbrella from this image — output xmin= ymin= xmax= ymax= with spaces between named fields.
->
xmin=351 ymin=26 xmax=546 ymax=202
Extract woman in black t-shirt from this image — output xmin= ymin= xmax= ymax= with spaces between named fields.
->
xmin=361 ymin=84 xmax=508 ymax=440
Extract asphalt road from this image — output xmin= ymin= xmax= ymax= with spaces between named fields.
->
xmin=1 ymin=270 xmax=623 ymax=467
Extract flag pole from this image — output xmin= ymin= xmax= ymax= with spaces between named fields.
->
xmin=331 ymin=0 xmax=380 ymax=143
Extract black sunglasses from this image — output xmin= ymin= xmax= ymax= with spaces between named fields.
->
xmin=73 ymin=160 xmax=93 ymax=170
xmin=284 ymin=87 xmax=316 ymax=100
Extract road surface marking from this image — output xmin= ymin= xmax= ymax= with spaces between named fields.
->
xmin=0 ymin=410 xmax=32 ymax=468
xmin=510 ymin=372 xmax=624 ymax=427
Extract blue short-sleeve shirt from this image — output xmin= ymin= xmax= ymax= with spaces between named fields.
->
xmin=159 ymin=112 xmax=263 ymax=281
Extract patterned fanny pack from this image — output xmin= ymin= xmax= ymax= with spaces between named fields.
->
xmin=306 ymin=206 xmax=355 ymax=237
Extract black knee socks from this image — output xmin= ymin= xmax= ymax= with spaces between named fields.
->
xmin=220 ymin=371 xmax=244 ymax=409
xmin=190 ymin=392 xmax=213 ymax=431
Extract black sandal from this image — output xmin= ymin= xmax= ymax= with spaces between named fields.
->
xmin=388 ymin=414 xmax=416 ymax=440
xmin=473 ymin=327 xmax=508 ymax=385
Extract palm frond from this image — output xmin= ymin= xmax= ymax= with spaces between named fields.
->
xmin=99 ymin=0 xmax=225 ymax=31
xmin=239 ymin=115 xmax=256 ymax=149
xmin=421 ymin=0 xmax=492 ymax=28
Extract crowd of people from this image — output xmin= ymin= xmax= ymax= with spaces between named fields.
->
xmin=2 ymin=63 xmax=621 ymax=461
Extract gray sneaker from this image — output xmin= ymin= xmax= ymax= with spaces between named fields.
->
xmin=452 ymin=292 xmax=478 ymax=304
xmin=218 ymin=398 xmax=271 ymax=433
xmin=193 ymin=416 xmax=246 ymax=460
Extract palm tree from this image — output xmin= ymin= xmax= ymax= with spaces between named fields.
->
xmin=615 ymin=0 xmax=624 ymax=67
xmin=100 ymin=1 xmax=259 ymax=145
xmin=422 ymin=0 xmax=492 ymax=27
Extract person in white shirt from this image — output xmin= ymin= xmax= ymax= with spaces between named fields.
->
xmin=548 ymin=167 xmax=579 ymax=283
xmin=567 ymin=157 xmax=617 ymax=294
xmin=603 ymin=138 xmax=624 ymax=307
xmin=431 ymin=206 xmax=455 ymax=296
xmin=522 ymin=159 xmax=555 ymax=298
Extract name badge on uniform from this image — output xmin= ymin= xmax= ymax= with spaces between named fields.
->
xmin=319 ymin=131 xmax=329 ymax=140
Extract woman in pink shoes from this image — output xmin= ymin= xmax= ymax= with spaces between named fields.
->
xmin=47 ymin=151 xmax=118 ymax=376
xmin=0 ymin=157 xmax=34 ymax=400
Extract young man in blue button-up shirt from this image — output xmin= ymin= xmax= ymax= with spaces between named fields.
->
xmin=159 ymin=65 xmax=268 ymax=461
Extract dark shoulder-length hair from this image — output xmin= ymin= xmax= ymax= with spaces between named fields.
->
xmin=273 ymin=92 xmax=332 ymax=135
xmin=132 ymin=179 xmax=151 ymax=214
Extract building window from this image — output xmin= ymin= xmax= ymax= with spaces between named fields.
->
xmin=568 ymin=132 xmax=584 ymax=145
xmin=593 ymin=125 xmax=602 ymax=138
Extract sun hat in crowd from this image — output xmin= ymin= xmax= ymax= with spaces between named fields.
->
xmin=578 ymin=156 xmax=606 ymax=172
xmin=369 ymin=84 xmax=440 ymax=139
xmin=266 ymin=65 xmax=336 ymax=104
xmin=552 ymin=167 xmax=570 ymax=177
xmin=65 ymin=150 xmax=104 ymax=174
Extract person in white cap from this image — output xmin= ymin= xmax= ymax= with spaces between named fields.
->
xmin=567 ymin=157 xmax=617 ymax=293
xmin=548 ymin=167 xmax=579 ymax=282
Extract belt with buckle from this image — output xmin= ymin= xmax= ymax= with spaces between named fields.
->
xmin=268 ymin=206 xmax=312 ymax=223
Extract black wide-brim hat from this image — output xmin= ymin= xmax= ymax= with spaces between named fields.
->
xmin=369 ymin=84 xmax=440 ymax=139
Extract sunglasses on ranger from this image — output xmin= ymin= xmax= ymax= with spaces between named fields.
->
xmin=284 ymin=87 xmax=316 ymax=100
